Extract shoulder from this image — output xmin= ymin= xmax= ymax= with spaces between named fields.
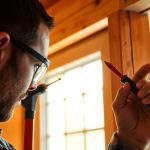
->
xmin=0 ymin=137 xmax=16 ymax=150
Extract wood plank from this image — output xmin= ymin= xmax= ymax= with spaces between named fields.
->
xmin=40 ymin=0 xmax=60 ymax=8
xmin=50 ymin=0 xmax=119 ymax=44
xmin=108 ymin=11 xmax=123 ymax=102
xmin=119 ymin=11 xmax=134 ymax=77
xmin=47 ymin=0 xmax=95 ymax=24
xmin=124 ymin=0 xmax=150 ymax=13
xmin=48 ymin=18 xmax=108 ymax=55
xmin=48 ymin=0 xmax=142 ymax=45
xmin=108 ymin=9 xmax=135 ymax=141
xmin=129 ymin=12 xmax=150 ymax=72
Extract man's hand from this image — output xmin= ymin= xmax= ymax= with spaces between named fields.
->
xmin=112 ymin=64 xmax=150 ymax=149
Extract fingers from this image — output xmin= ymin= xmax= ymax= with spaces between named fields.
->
xmin=136 ymin=79 xmax=150 ymax=104
xmin=141 ymin=95 xmax=150 ymax=105
xmin=132 ymin=63 xmax=150 ymax=83
xmin=112 ymin=83 xmax=131 ymax=113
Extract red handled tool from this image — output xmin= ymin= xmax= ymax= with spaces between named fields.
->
xmin=104 ymin=61 xmax=139 ymax=95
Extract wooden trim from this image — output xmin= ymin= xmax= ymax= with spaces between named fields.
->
xmin=48 ymin=29 xmax=109 ymax=70
xmin=129 ymin=12 xmax=150 ymax=71
xmin=125 ymin=0 xmax=150 ymax=14
xmin=47 ymin=0 xmax=143 ymax=45
xmin=108 ymin=10 xmax=150 ymax=144
xmin=119 ymin=11 xmax=134 ymax=77
xmin=108 ymin=10 xmax=134 ymax=131
xmin=48 ymin=18 xmax=108 ymax=55
xmin=108 ymin=12 xmax=123 ymax=101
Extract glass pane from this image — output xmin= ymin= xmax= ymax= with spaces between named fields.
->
xmin=65 ymin=94 xmax=84 ymax=132
xmin=47 ymin=81 xmax=65 ymax=135
xmin=86 ymin=130 xmax=105 ymax=150
xmin=82 ymin=60 xmax=103 ymax=93
xmin=62 ymin=67 xmax=83 ymax=97
xmin=47 ymin=76 xmax=64 ymax=101
xmin=47 ymin=135 xmax=65 ymax=150
xmin=47 ymin=103 xmax=65 ymax=135
xmin=66 ymin=133 xmax=84 ymax=150
xmin=84 ymin=91 xmax=104 ymax=129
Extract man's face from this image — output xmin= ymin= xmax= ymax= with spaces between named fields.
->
xmin=0 ymin=23 xmax=50 ymax=121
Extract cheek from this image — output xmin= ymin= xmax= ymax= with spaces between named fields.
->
xmin=19 ymin=58 xmax=34 ymax=90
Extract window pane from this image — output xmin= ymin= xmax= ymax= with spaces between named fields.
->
xmin=65 ymin=95 xmax=84 ymax=132
xmin=66 ymin=133 xmax=84 ymax=150
xmin=47 ymin=81 xmax=65 ymax=135
xmin=84 ymin=91 xmax=104 ymax=129
xmin=86 ymin=130 xmax=105 ymax=150
xmin=47 ymin=135 xmax=65 ymax=150
xmin=82 ymin=60 xmax=103 ymax=93
xmin=47 ymin=102 xmax=65 ymax=135
xmin=62 ymin=67 xmax=83 ymax=97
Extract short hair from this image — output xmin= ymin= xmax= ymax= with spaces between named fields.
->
xmin=0 ymin=0 xmax=54 ymax=45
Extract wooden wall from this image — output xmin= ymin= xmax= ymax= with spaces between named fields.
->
xmin=0 ymin=106 xmax=24 ymax=150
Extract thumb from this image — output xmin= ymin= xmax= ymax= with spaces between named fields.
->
xmin=112 ymin=83 xmax=131 ymax=113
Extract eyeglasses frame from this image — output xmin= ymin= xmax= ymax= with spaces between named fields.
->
xmin=10 ymin=35 xmax=49 ymax=67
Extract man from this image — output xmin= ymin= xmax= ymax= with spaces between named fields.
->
xmin=108 ymin=64 xmax=150 ymax=150
xmin=0 ymin=0 xmax=53 ymax=149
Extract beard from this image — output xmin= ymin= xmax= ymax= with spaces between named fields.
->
xmin=0 ymin=49 xmax=27 ymax=121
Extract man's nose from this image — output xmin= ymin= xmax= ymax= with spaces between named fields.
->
xmin=28 ymin=82 xmax=37 ymax=91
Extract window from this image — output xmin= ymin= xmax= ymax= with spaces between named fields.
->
xmin=40 ymin=30 xmax=113 ymax=150
xmin=43 ymin=53 xmax=105 ymax=150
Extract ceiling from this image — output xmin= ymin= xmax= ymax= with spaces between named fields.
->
xmin=40 ymin=0 xmax=60 ymax=8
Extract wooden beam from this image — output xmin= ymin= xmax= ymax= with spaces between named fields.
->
xmin=119 ymin=11 xmax=134 ymax=77
xmin=40 ymin=0 xmax=60 ymax=8
xmin=108 ymin=9 xmax=150 ymax=147
xmin=48 ymin=18 xmax=108 ymax=55
xmin=47 ymin=0 xmax=94 ymax=24
xmin=108 ymin=11 xmax=123 ymax=102
xmin=47 ymin=0 xmax=144 ymax=47
xmin=107 ymin=10 xmax=134 ymax=144
xmin=108 ymin=10 xmax=150 ymax=98
xmin=129 ymin=12 xmax=150 ymax=72
xmin=124 ymin=0 xmax=150 ymax=14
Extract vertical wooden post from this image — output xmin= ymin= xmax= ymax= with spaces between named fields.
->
xmin=108 ymin=9 xmax=150 ymax=147
xmin=108 ymin=10 xmax=134 ymax=101
xmin=129 ymin=12 xmax=150 ymax=71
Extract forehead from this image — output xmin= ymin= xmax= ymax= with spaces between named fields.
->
xmin=32 ymin=22 xmax=50 ymax=58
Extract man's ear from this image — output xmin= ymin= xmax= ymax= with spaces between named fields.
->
xmin=0 ymin=32 xmax=10 ymax=49
xmin=0 ymin=32 xmax=11 ymax=70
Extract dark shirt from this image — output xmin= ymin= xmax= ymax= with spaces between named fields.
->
xmin=0 ymin=129 xmax=16 ymax=150
xmin=0 ymin=137 xmax=15 ymax=150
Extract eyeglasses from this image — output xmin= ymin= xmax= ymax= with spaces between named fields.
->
xmin=10 ymin=35 xmax=50 ymax=84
